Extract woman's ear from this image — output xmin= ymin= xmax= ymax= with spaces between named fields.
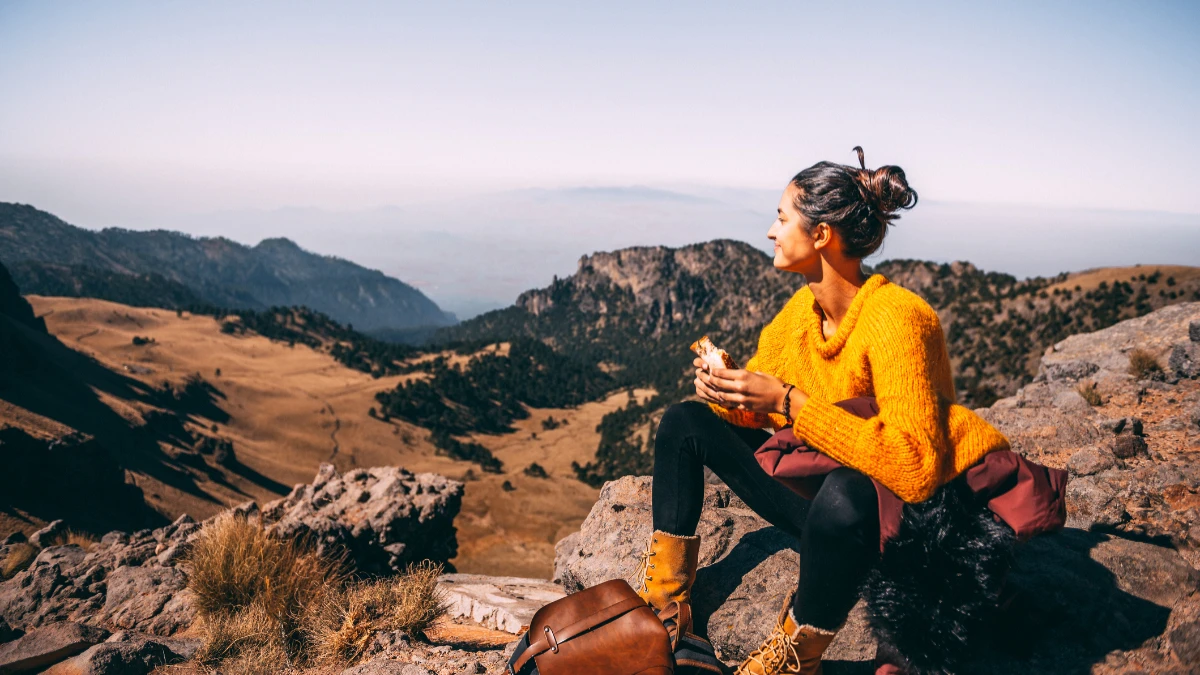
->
xmin=813 ymin=222 xmax=832 ymax=250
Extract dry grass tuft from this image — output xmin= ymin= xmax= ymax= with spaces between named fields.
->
xmin=52 ymin=529 xmax=99 ymax=550
xmin=305 ymin=561 xmax=449 ymax=666
xmin=183 ymin=513 xmax=349 ymax=670
xmin=1076 ymin=381 xmax=1103 ymax=406
xmin=1 ymin=543 xmax=39 ymax=580
xmin=1127 ymin=348 xmax=1162 ymax=379
xmin=182 ymin=513 xmax=348 ymax=622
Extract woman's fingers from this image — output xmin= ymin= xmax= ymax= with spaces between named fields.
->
xmin=694 ymin=376 xmax=720 ymax=403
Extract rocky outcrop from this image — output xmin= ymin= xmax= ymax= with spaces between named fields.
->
xmin=0 ymin=515 xmax=200 ymax=636
xmin=548 ymin=303 xmax=1200 ymax=671
xmin=554 ymin=475 xmax=1200 ymax=672
xmin=258 ymin=463 xmax=464 ymax=574
xmin=980 ymin=304 xmax=1200 ymax=562
xmin=0 ymin=462 xmax=467 ymax=673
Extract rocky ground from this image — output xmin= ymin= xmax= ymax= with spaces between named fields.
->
xmin=2 ymin=302 xmax=1198 ymax=674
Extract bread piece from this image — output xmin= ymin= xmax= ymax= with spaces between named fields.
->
xmin=690 ymin=335 xmax=739 ymax=372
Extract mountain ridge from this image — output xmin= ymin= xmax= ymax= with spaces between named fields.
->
xmin=0 ymin=202 xmax=455 ymax=332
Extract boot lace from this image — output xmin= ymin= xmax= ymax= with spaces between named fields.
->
xmin=736 ymin=620 xmax=800 ymax=674
xmin=629 ymin=538 xmax=657 ymax=592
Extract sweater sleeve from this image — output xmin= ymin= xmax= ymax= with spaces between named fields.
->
xmin=706 ymin=351 xmax=788 ymax=429
xmin=789 ymin=303 xmax=951 ymax=503
xmin=704 ymin=297 xmax=795 ymax=431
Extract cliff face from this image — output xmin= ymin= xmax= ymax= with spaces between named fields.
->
xmin=0 ymin=203 xmax=454 ymax=332
xmin=514 ymin=239 xmax=796 ymax=342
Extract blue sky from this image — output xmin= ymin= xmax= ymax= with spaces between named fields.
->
xmin=1 ymin=1 xmax=1198 ymax=316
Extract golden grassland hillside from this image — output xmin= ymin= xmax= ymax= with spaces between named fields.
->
xmin=4 ymin=296 xmax=643 ymax=577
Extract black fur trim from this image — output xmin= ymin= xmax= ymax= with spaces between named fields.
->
xmin=862 ymin=477 xmax=1016 ymax=674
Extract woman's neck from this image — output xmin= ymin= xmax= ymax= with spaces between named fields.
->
xmin=808 ymin=270 xmax=870 ymax=332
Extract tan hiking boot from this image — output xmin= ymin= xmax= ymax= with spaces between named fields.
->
xmin=734 ymin=596 xmax=838 ymax=675
xmin=629 ymin=530 xmax=701 ymax=611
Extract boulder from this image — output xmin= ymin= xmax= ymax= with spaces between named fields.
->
xmin=260 ymin=463 xmax=464 ymax=574
xmin=0 ymin=621 xmax=108 ymax=673
xmin=28 ymin=521 xmax=68 ymax=549
xmin=555 ymin=475 xmax=1200 ymax=672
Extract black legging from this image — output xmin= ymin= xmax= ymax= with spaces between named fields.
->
xmin=652 ymin=401 xmax=880 ymax=631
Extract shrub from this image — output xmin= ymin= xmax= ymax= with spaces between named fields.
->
xmin=1076 ymin=381 xmax=1103 ymax=406
xmin=1127 ymin=348 xmax=1162 ymax=379
xmin=524 ymin=462 xmax=549 ymax=478
xmin=304 ymin=561 xmax=449 ymax=666
xmin=132 ymin=335 xmax=155 ymax=346
xmin=502 ymin=480 xmax=516 ymax=492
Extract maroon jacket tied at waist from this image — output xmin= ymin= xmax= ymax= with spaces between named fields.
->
xmin=753 ymin=396 xmax=1069 ymax=552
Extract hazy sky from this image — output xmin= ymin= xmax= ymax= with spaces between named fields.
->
xmin=1 ymin=1 xmax=1198 ymax=317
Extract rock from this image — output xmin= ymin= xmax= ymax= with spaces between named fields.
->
xmin=553 ymin=476 xmax=805 ymax=663
xmin=1113 ymin=434 xmax=1149 ymax=459
xmin=1170 ymin=621 xmax=1200 ymax=669
xmin=43 ymin=633 xmax=194 ymax=675
xmin=1066 ymin=446 xmax=1117 ymax=476
xmin=0 ymin=621 xmax=109 ymax=673
xmin=1191 ymin=319 xmax=1200 ymax=343
xmin=1 ymin=533 xmax=26 ymax=546
xmin=438 ymin=574 xmax=565 ymax=634
xmin=361 ymin=630 xmax=412 ymax=660
xmin=29 ymin=521 xmax=68 ymax=549
xmin=1065 ymin=475 xmax=1128 ymax=529
xmin=1169 ymin=343 xmax=1199 ymax=379
xmin=341 ymin=661 xmax=433 ymax=675
xmin=1191 ymin=404 xmax=1200 ymax=429
xmin=260 ymin=463 xmax=464 ymax=574
xmin=555 ymin=476 xmax=1200 ymax=672
xmin=96 ymin=567 xmax=193 ymax=636
xmin=0 ymin=617 xmax=18 ymax=643
xmin=1098 ymin=416 xmax=1144 ymax=436
xmin=102 ymin=630 xmax=200 ymax=660
xmin=1051 ymin=389 xmax=1092 ymax=413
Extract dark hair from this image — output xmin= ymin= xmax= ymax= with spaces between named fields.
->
xmin=790 ymin=146 xmax=918 ymax=259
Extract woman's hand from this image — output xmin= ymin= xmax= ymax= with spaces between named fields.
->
xmin=694 ymin=358 xmax=789 ymax=415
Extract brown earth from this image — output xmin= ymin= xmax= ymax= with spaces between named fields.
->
xmin=10 ymin=296 xmax=646 ymax=578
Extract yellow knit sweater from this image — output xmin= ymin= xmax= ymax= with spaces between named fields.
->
xmin=710 ymin=272 xmax=1010 ymax=503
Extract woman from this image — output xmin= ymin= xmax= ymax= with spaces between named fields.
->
xmin=631 ymin=148 xmax=1013 ymax=675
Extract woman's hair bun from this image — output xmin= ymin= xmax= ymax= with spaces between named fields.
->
xmin=851 ymin=146 xmax=918 ymax=222
xmin=789 ymin=146 xmax=920 ymax=259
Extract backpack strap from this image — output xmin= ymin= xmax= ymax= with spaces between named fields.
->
xmin=510 ymin=596 xmax=646 ymax=674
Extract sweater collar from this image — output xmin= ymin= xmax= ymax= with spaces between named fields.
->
xmin=801 ymin=273 xmax=889 ymax=358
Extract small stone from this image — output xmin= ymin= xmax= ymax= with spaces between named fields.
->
xmin=1113 ymin=435 xmax=1148 ymax=459
xmin=1067 ymin=446 xmax=1117 ymax=476
xmin=1189 ymin=319 xmax=1200 ymax=343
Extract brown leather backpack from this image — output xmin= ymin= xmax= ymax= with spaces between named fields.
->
xmin=507 ymin=578 xmax=673 ymax=675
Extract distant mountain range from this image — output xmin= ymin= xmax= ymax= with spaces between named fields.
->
xmin=0 ymin=203 xmax=455 ymax=332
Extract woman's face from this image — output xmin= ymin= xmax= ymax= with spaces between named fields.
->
xmin=768 ymin=183 xmax=822 ymax=274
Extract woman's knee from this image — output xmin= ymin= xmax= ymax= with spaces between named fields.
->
xmin=806 ymin=468 xmax=879 ymax=541
xmin=656 ymin=401 xmax=716 ymax=444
